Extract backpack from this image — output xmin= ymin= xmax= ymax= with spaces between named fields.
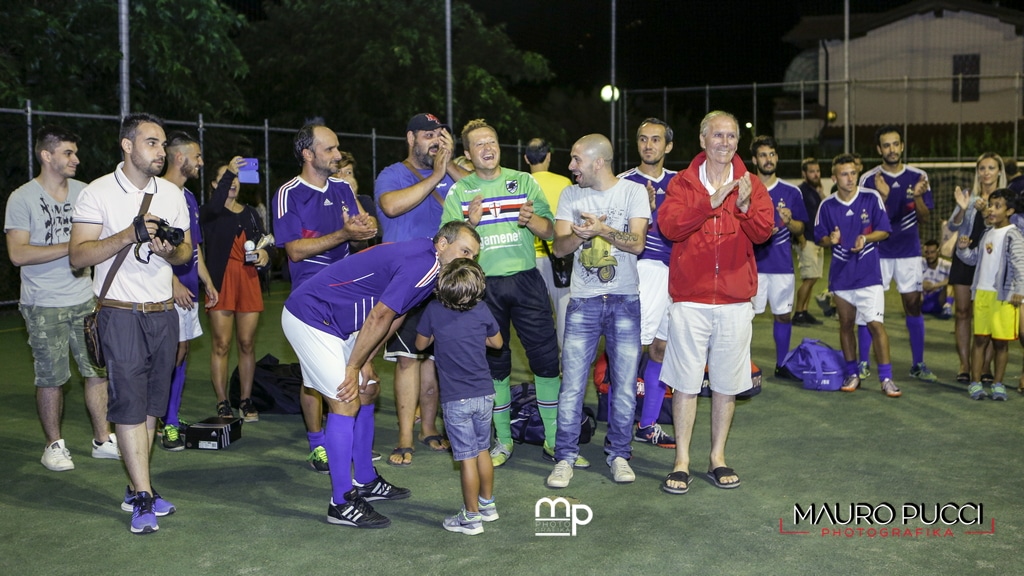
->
xmin=229 ymin=354 xmax=304 ymax=414
xmin=508 ymin=383 xmax=595 ymax=445
xmin=781 ymin=338 xmax=846 ymax=391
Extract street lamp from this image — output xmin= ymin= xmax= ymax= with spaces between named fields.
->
xmin=601 ymin=85 xmax=620 ymax=103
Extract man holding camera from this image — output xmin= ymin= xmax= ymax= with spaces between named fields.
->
xmin=70 ymin=113 xmax=192 ymax=534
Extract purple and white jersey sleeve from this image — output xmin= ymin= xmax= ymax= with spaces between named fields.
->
xmin=618 ymin=168 xmax=676 ymax=264
xmin=283 ymin=238 xmax=440 ymax=339
xmin=860 ymin=166 xmax=932 ymax=259
xmin=754 ymin=180 xmax=808 ymax=274
xmin=815 ymin=189 xmax=892 ymax=291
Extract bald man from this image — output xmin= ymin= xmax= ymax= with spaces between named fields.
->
xmin=545 ymin=134 xmax=650 ymax=489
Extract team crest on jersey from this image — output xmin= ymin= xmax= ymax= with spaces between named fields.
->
xmin=777 ymin=199 xmax=786 ymax=209
xmin=860 ymin=209 xmax=870 ymax=223
xmin=506 ymin=180 xmax=519 ymax=194
xmin=986 ymin=241 xmax=994 ymax=254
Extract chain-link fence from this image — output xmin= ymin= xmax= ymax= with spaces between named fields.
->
xmin=0 ymin=105 xmax=569 ymax=305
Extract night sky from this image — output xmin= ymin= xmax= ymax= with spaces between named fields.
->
xmin=467 ymin=0 xmax=923 ymax=92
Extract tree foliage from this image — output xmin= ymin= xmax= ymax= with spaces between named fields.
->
xmin=0 ymin=0 xmax=249 ymax=118
xmin=237 ymin=0 xmax=552 ymax=140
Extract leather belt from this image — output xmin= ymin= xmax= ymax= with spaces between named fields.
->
xmin=101 ymin=298 xmax=175 ymax=313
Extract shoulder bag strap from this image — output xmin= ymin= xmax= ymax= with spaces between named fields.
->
xmin=401 ymin=159 xmax=446 ymax=206
xmin=95 ymin=193 xmax=154 ymax=306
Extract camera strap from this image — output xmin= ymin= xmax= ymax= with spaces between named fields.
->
xmin=95 ymin=193 xmax=154 ymax=309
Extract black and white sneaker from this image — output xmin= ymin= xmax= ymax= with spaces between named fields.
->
xmin=327 ymin=490 xmax=390 ymax=529
xmin=354 ymin=468 xmax=411 ymax=502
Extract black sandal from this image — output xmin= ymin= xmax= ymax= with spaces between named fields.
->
xmin=661 ymin=471 xmax=690 ymax=495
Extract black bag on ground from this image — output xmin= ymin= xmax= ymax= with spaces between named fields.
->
xmin=229 ymin=354 xmax=303 ymax=414
xmin=508 ymin=382 xmax=594 ymax=445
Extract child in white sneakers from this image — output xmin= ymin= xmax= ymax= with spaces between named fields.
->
xmin=956 ymin=188 xmax=1024 ymax=400
xmin=416 ymin=259 xmax=502 ymax=535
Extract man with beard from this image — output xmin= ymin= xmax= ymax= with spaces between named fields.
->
xmin=546 ymin=134 xmax=650 ymax=489
xmin=70 ymin=113 xmax=193 ymax=533
xmin=792 ymin=157 xmax=826 ymax=326
xmin=5 ymin=125 xmax=120 ymax=471
xmin=921 ymin=239 xmax=953 ymax=319
xmin=273 ymin=119 xmax=378 ymax=473
xmin=376 ymin=113 xmax=469 ymax=466
xmin=440 ymin=119 xmax=563 ymax=469
xmin=159 ymin=132 xmax=218 ymax=450
xmin=657 ymin=111 xmax=773 ymax=495
xmin=749 ymin=136 xmax=807 ymax=379
xmin=858 ymin=125 xmax=937 ymax=383
xmin=616 ymin=118 xmax=677 ymax=449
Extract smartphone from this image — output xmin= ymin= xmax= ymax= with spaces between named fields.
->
xmin=238 ymin=157 xmax=260 ymax=184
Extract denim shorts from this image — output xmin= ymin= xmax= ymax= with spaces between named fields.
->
xmin=20 ymin=298 xmax=105 ymax=387
xmin=443 ymin=394 xmax=494 ymax=461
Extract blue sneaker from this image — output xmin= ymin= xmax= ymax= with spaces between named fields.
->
xmin=968 ymin=382 xmax=987 ymax=401
xmin=478 ymin=499 xmax=499 ymax=522
xmin=121 ymin=485 xmax=176 ymax=516
xmin=130 ymin=491 xmax=159 ymax=535
xmin=991 ymin=383 xmax=1008 ymax=401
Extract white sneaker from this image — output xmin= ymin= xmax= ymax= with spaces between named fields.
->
xmin=546 ymin=460 xmax=574 ymax=489
xmin=41 ymin=439 xmax=74 ymax=471
xmin=92 ymin=433 xmax=121 ymax=460
xmin=610 ymin=456 xmax=635 ymax=483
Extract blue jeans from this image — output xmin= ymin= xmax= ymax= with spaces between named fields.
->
xmin=555 ymin=294 xmax=640 ymax=465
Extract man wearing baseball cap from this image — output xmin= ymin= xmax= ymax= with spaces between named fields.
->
xmin=375 ymin=113 xmax=469 ymax=466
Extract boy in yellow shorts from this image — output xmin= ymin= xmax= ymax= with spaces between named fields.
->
xmin=956 ymin=189 xmax=1024 ymax=400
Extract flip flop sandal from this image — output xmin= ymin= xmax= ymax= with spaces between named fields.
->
xmin=661 ymin=471 xmax=690 ymax=495
xmin=706 ymin=466 xmax=741 ymax=489
xmin=387 ymin=447 xmax=413 ymax=467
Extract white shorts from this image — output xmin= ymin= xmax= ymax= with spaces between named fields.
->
xmin=661 ymin=302 xmax=754 ymax=396
xmin=176 ymin=303 xmax=203 ymax=342
xmin=834 ymin=285 xmax=886 ymax=325
xmin=638 ymin=259 xmax=671 ymax=345
xmin=752 ymin=273 xmax=795 ymax=315
xmin=881 ymin=257 xmax=923 ymax=294
xmin=282 ymin=308 xmax=359 ymax=399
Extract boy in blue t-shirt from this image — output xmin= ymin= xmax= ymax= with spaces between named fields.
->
xmin=955 ymin=189 xmax=1024 ymax=401
xmin=416 ymin=259 xmax=502 ymax=535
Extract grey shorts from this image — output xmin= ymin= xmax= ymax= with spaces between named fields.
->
xmin=20 ymin=298 xmax=105 ymax=387
xmin=100 ymin=307 xmax=179 ymax=425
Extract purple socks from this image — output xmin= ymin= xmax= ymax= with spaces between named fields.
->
xmin=906 ymin=315 xmax=925 ymax=366
xmin=165 ymin=361 xmax=186 ymax=427
xmin=324 ymin=413 xmax=355 ymax=503
xmin=639 ymin=359 xmax=666 ymax=428
xmin=352 ymin=404 xmax=376 ymax=485
xmin=774 ymin=320 xmax=792 ymax=367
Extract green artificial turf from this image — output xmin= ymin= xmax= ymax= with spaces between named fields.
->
xmin=1 ymin=282 xmax=1022 ymax=576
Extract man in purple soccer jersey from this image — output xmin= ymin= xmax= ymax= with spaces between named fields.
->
xmin=273 ymin=119 xmax=378 ymax=473
xmin=749 ymin=136 xmax=808 ymax=380
xmin=858 ymin=125 xmax=937 ymax=383
xmin=616 ymin=118 xmax=678 ymax=450
xmin=281 ymin=221 xmax=480 ymax=528
xmin=161 ymin=131 xmax=218 ymax=450
xmin=815 ymin=153 xmax=900 ymax=398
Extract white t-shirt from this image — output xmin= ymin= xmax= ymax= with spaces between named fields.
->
xmin=976 ymin=225 xmax=1011 ymax=292
xmin=72 ymin=163 xmax=189 ymax=303
xmin=555 ymin=178 xmax=650 ymax=298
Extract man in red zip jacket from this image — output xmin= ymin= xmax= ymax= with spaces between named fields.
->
xmin=656 ymin=111 xmax=773 ymax=495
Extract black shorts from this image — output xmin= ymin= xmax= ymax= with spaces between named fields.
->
xmin=383 ymin=298 xmax=434 ymax=361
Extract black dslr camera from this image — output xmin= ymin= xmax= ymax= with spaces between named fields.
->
xmin=153 ymin=219 xmax=185 ymax=247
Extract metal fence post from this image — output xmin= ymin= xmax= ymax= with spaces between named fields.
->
xmin=25 ymin=100 xmax=33 ymax=177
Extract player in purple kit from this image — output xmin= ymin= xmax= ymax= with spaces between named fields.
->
xmin=273 ymin=119 xmax=378 ymax=473
xmin=858 ymin=125 xmax=937 ymax=383
xmin=617 ymin=118 xmax=677 ymax=449
xmin=376 ymin=113 xmax=470 ymax=466
xmin=749 ymin=136 xmax=808 ymax=379
xmin=281 ymin=221 xmax=480 ymax=528
xmin=815 ymin=153 xmax=900 ymax=398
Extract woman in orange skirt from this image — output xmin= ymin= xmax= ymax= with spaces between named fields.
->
xmin=200 ymin=158 xmax=271 ymax=422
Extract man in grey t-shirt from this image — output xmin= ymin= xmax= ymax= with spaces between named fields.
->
xmin=546 ymin=134 xmax=650 ymax=489
xmin=4 ymin=125 xmax=119 ymax=472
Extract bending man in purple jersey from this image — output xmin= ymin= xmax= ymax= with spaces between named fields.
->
xmin=282 ymin=221 xmax=480 ymax=528
xmin=858 ymin=125 xmax=937 ymax=383
xmin=815 ymin=153 xmax=900 ymax=398
xmin=273 ymin=119 xmax=378 ymax=473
